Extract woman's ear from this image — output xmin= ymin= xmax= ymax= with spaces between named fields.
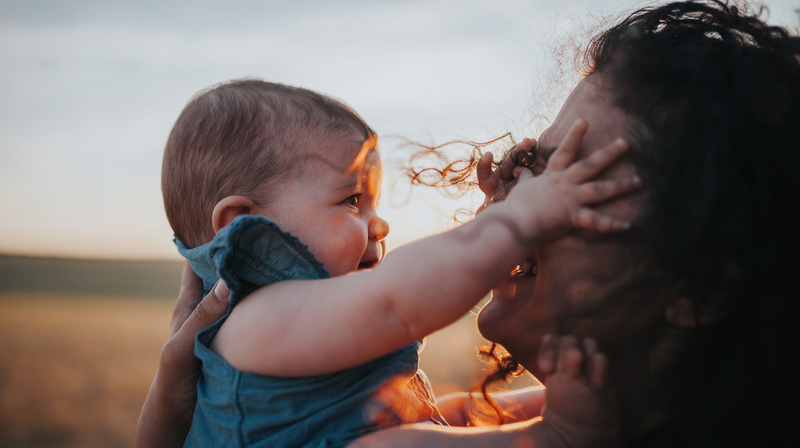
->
xmin=212 ymin=196 xmax=259 ymax=234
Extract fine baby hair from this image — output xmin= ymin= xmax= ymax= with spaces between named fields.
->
xmin=161 ymin=79 xmax=374 ymax=248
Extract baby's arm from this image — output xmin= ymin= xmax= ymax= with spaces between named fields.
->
xmin=213 ymin=119 xmax=640 ymax=377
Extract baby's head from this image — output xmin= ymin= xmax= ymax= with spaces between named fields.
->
xmin=162 ymin=79 xmax=388 ymax=275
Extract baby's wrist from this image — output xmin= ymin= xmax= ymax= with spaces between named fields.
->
xmin=485 ymin=201 xmax=543 ymax=247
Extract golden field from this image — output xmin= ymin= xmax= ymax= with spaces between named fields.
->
xmin=0 ymin=296 xmax=172 ymax=447
xmin=0 ymin=255 xmax=534 ymax=447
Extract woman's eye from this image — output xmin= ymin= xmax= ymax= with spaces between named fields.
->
xmin=343 ymin=195 xmax=360 ymax=207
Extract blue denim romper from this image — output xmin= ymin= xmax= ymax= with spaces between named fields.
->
xmin=178 ymin=215 xmax=447 ymax=448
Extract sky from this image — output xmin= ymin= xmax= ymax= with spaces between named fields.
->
xmin=1 ymin=0 xmax=797 ymax=260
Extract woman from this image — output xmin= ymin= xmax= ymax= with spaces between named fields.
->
xmin=137 ymin=1 xmax=800 ymax=446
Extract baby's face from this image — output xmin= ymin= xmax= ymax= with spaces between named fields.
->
xmin=257 ymin=131 xmax=389 ymax=277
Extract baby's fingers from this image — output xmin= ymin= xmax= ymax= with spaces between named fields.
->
xmin=566 ymin=138 xmax=629 ymax=182
xmin=545 ymin=119 xmax=588 ymax=171
xmin=514 ymin=166 xmax=535 ymax=182
xmin=577 ymin=175 xmax=642 ymax=205
xmin=574 ymin=209 xmax=632 ymax=233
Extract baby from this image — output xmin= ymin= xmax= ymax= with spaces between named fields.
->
xmin=161 ymin=79 xmax=634 ymax=447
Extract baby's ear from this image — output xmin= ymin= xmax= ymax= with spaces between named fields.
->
xmin=212 ymin=196 xmax=258 ymax=233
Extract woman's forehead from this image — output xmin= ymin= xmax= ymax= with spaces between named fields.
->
xmin=538 ymin=76 xmax=622 ymax=158
xmin=538 ymin=75 xmax=642 ymax=220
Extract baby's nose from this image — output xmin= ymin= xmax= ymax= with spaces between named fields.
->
xmin=370 ymin=215 xmax=389 ymax=241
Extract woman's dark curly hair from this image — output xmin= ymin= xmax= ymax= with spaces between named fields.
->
xmin=422 ymin=1 xmax=800 ymax=443
xmin=587 ymin=2 xmax=800 ymax=446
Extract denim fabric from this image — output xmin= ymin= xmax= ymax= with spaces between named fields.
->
xmin=178 ymin=215 xmax=446 ymax=448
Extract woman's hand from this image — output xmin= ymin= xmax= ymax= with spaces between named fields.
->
xmin=135 ymin=263 xmax=229 ymax=448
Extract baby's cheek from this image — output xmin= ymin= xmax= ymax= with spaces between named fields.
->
xmin=328 ymin=236 xmax=365 ymax=276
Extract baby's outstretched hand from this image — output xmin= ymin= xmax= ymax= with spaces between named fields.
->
xmin=505 ymin=119 xmax=640 ymax=241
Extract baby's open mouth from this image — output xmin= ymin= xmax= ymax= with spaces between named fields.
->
xmin=511 ymin=260 xmax=538 ymax=277
xmin=358 ymin=261 xmax=377 ymax=270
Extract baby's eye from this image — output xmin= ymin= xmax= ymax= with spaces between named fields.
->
xmin=343 ymin=194 xmax=361 ymax=207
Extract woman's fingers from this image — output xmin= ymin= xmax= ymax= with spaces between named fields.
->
xmin=545 ymin=119 xmax=588 ymax=171
xmin=160 ymin=279 xmax=228 ymax=384
xmin=175 ymin=280 xmax=229 ymax=342
xmin=556 ymin=335 xmax=581 ymax=377
xmin=537 ymin=334 xmax=559 ymax=375
xmin=581 ymin=338 xmax=600 ymax=389
xmin=170 ymin=262 xmax=205 ymax=337
xmin=589 ymin=353 xmax=609 ymax=391
xmin=136 ymin=270 xmax=229 ymax=448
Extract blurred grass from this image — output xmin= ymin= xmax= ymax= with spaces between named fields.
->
xmin=0 ymin=295 xmax=172 ymax=448
xmin=0 ymin=254 xmax=184 ymax=299
xmin=0 ymin=254 xmax=533 ymax=448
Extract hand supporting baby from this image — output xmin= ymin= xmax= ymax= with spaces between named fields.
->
xmin=536 ymin=335 xmax=619 ymax=448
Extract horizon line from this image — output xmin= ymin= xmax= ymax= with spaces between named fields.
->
xmin=0 ymin=251 xmax=183 ymax=263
